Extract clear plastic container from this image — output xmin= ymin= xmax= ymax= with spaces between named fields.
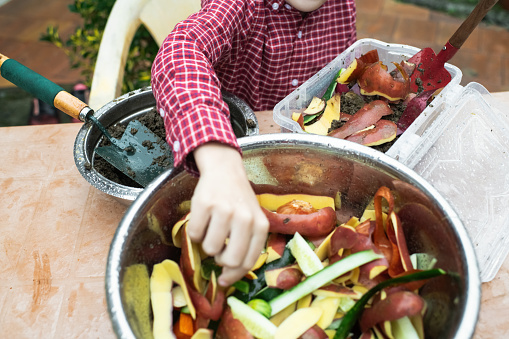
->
xmin=273 ymin=38 xmax=509 ymax=282
xmin=389 ymin=82 xmax=509 ymax=282
xmin=272 ymin=38 xmax=462 ymax=135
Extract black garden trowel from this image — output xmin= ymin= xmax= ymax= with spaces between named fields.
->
xmin=0 ymin=53 xmax=171 ymax=187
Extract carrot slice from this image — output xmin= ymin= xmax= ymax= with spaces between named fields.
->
xmin=179 ymin=313 xmax=194 ymax=337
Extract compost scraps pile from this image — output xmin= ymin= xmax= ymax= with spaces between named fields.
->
xmin=141 ymin=187 xmax=444 ymax=339
xmin=293 ymin=49 xmax=441 ymax=152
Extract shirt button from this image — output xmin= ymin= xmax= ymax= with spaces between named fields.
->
xmin=297 ymin=31 xmax=302 ymax=39
xmin=158 ymin=108 xmax=165 ymax=118
xmin=291 ymin=79 xmax=299 ymax=86
xmin=284 ymin=3 xmax=292 ymax=9
xmin=173 ymin=140 xmax=180 ymax=152
xmin=272 ymin=3 xmax=279 ymax=10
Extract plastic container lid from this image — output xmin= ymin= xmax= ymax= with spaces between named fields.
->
xmin=388 ymin=82 xmax=509 ymax=282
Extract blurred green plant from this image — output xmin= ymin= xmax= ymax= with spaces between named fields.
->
xmin=397 ymin=0 xmax=509 ymax=30
xmin=40 ymin=0 xmax=159 ymax=94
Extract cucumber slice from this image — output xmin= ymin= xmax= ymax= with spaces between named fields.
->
xmin=303 ymin=112 xmax=323 ymax=125
xmin=247 ymin=298 xmax=272 ymax=318
xmin=287 ymin=232 xmax=323 ymax=276
xmin=227 ymin=296 xmax=277 ymax=339
xmin=305 ymin=238 xmax=316 ymax=250
xmin=303 ymin=68 xmax=345 ymax=126
xmin=327 ymin=318 xmax=343 ymax=330
xmin=269 ymin=250 xmax=382 ymax=316
xmin=391 ymin=316 xmax=420 ymax=339
xmin=322 ymin=69 xmax=344 ymax=101
xmin=338 ymin=296 xmax=356 ymax=313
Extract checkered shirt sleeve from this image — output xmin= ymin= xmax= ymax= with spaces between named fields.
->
xmin=151 ymin=0 xmax=356 ymax=174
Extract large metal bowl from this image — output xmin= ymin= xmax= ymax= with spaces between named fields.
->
xmin=74 ymin=87 xmax=259 ymax=204
xmin=106 ymin=134 xmax=481 ymax=339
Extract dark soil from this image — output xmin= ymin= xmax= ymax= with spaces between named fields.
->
xmin=93 ymin=108 xmax=167 ymax=188
xmin=340 ymin=91 xmax=365 ymax=115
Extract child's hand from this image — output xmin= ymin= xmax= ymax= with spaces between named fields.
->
xmin=189 ymin=142 xmax=270 ymax=287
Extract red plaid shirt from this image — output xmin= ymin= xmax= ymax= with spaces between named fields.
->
xmin=151 ymin=0 xmax=356 ymax=173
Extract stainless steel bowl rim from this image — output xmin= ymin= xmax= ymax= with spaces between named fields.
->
xmin=106 ymin=133 xmax=481 ymax=339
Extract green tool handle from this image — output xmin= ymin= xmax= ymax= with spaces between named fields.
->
xmin=0 ymin=53 xmax=89 ymax=121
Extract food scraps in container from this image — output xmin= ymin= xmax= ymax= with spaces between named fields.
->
xmin=295 ymin=49 xmax=443 ymax=151
xmin=142 ymin=188 xmax=445 ymax=339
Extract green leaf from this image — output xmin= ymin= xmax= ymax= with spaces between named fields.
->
xmin=40 ymin=0 xmax=158 ymax=93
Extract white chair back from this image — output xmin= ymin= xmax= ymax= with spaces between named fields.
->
xmin=88 ymin=0 xmax=201 ymax=110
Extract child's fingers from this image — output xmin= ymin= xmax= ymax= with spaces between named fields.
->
xmin=201 ymin=206 xmax=232 ymax=256
xmin=186 ymin=205 xmax=209 ymax=243
xmin=217 ymin=266 xmax=248 ymax=287
xmin=218 ymin=212 xmax=253 ymax=267
xmin=216 ymin=210 xmax=269 ymax=286
xmin=187 ymin=183 xmax=215 ymax=242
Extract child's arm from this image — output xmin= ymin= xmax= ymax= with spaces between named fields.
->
xmin=151 ymin=0 xmax=251 ymax=174
xmin=189 ymin=142 xmax=269 ymax=287
xmin=151 ymin=2 xmax=265 ymax=286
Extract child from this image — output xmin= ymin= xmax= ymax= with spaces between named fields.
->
xmin=151 ymin=0 xmax=356 ymax=286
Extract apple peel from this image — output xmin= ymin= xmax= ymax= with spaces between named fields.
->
xmin=358 ymin=61 xmax=410 ymax=101
xmin=345 ymin=119 xmax=397 ymax=146
xmin=304 ymin=97 xmax=326 ymax=114
xmin=337 ymin=49 xmax=380 ymax=84
xmin=187 ymin=270 xmax=225 ymax=321
xmin=181 ymin=225 xmax=206 ymax=293
xmin=262 ymin=206 xmax=337 ymax=237
xmin=266 ymin=232 xmax=287 ymax=263
xmin=265 ymin=265 xmax=303 ymax=290
xmin=328 ymin=100 xmax=392 ymax=140
xmin=359 ymin=291 xmax=425 ymax=333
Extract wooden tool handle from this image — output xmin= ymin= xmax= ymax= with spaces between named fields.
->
xmin=449 ymin=0 xmax=499 ymax=49
xmin=0 ymin=53 xmax=88 ymax=121
xmin=0 ymin=53 xmax=9 ymax=67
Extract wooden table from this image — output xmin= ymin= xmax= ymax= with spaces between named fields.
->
xmin=0 ymin=94 xmax=508 ymax=338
